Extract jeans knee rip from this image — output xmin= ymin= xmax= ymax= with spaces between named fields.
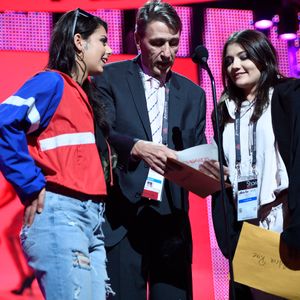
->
xmin=72 ymin=251 xmax=115 ymax=298
xmin=105 ymin=281 xmax=116 ymax=298
xmin=74 ymin=284 xmax=81 ymax=300
xmin=92 ymin=265 xmax=115 ymax=297
xmin=72 ymin=250 xmax=91 ymax=270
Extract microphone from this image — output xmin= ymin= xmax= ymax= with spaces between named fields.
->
xmin=192 ymin=45 xmax=237 ymax=300
xmin=191 ymin=45 xmax=209 ymax=67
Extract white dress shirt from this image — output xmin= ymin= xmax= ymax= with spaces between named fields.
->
xmin=140 ymin=71 xmax=165 ymax=144
xmin=222 ymin=89 xmax=289 ymax=232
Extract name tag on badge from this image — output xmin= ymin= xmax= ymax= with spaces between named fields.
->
xmin=237 ymin=176 xmax=258 ymax=221
xmin=142 ymin=168 xmax=164 ymax=201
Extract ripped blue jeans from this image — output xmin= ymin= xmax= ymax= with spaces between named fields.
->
xmin=20 ymin=191 xmax=114 ymax=300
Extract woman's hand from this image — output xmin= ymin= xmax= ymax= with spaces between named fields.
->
xmin=199 ymin=159 xmax=229 ymax=181
xmin=23 ymin=188 xmax=45 ymax=226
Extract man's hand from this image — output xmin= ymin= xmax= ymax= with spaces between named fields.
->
xmin=131 ymin=140 xmax=177 ymax=175
xmin=199 ymin=160 xmax=229 ymax=181
xmin=23 ymin=188 xmax=46 ymax=226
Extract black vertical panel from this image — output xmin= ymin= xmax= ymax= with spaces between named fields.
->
xmin=190 ymin=4 xmax=204 ymax=55
xmin=190 ymin=5 xmax=205 ymax=85
xmin=52 ymin=12 xmax=63 ymax=29
xmin=122 ymin=9 xmax=138 ymax=54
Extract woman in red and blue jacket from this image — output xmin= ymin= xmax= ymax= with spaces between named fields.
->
xmin=0 ymin=8 xmax=114 ymax=300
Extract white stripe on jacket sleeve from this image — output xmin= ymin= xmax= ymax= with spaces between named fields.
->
xmin=3 ymin=95 xmax=40 ymax=133
xmin=39 ymin=132 xmax=96 ymax=151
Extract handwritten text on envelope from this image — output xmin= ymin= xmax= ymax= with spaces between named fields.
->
xmin=233 ymin=222 xmax=300 ymax=299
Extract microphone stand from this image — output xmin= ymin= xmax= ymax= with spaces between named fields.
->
xmin=201 ymin=63 xmax=236 ymax=300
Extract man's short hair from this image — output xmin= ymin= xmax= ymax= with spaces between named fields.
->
xmin=135 ymin=0 xmax=182 ymax=37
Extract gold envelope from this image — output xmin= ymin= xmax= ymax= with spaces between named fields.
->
xmin=233 ymin=222 xmax=300 ymax=299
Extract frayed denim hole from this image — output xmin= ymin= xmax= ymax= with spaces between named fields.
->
xmin=19 ymin=225 xmax=36 ymax=253
xmin=72 ymin=250 xmax=91 ymax=271
xmin=20 ymin=225 xmax=30 ymax=240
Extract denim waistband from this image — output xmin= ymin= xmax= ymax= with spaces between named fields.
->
xmin=46 ymin=182 xmax=106 ymax=203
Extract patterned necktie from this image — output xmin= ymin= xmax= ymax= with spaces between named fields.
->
xmin=146 ymin=78 xmax=162 ymax=144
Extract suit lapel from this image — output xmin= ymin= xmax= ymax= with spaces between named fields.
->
xmin=168 ymin=73 xmax=182 ymax=146
xmin=127 ymin=58 xmax=152 ymax=140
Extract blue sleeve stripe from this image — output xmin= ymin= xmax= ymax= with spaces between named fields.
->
xmin=3 ymin=95 xmax=41 ymax=133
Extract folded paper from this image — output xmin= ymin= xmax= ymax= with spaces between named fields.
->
xmin=164 ymin=144 xmax=230 ymax=197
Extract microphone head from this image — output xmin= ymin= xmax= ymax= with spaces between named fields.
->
xmin=192 ymin=45 xmax=209 ymax=65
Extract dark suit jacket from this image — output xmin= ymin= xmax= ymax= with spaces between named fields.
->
xmin=94 ymin=56 xmax=206 ymax=247
xmin=212 ymin=78 xmax=300 ymax=258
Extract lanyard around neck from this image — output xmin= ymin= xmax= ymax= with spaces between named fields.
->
xmin=161 ymin=82 xmax=170 ymax=145
xmin=234 ymin=109 xmax=257 ymax=175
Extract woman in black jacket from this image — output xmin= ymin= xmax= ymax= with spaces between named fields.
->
xmin=203 ymin=29 xmax=300 ymax=299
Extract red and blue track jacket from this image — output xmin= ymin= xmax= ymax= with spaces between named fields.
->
xmin=0 ymin=70 xmax=107 ymax=203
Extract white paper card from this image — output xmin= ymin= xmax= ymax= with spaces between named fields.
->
xmin=176 ymin=142 xmax=218 ymax=170
xmin=142 ymin=168 xmax=164 ymax=201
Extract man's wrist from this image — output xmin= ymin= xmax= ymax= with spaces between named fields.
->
xmin=131 ymin=138 xmax=142 ymax=160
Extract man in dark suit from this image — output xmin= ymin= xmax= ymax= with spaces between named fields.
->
xmin=94 ymin=1 xmax=206 ymax=299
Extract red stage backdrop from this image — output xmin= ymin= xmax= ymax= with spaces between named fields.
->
xmin=0 ymin=4 xmax=294 ymax=300
xmin=0 ymin=0 xmax=215 ymax=11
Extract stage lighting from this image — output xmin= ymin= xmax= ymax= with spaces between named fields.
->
xmin=278 ymin=7 xmax=299 ymax=40
xmin=254 ymin=11 xmax=274 ymax=30
xmin=253 ymin=1 xmax=277 ymax=30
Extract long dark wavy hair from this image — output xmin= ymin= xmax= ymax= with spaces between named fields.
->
xmin=47 ymin=9 xmax=109 ymax=134
xmin=218 ymin=29 xmax=284 ymax=127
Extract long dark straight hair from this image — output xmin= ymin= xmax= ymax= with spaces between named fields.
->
xmin=219 ymin=29 xmax=283 ymax=126
xmin=47 ymin=9 xmax=109 ymax=134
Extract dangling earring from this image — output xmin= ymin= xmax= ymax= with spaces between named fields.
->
xmin=76 ymin=50 xmax=84 ymax=62
xmin=136 ymin=44 xmax=141 ymax=53
xmin=75 ymin=51 xmax=87 ymax=85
